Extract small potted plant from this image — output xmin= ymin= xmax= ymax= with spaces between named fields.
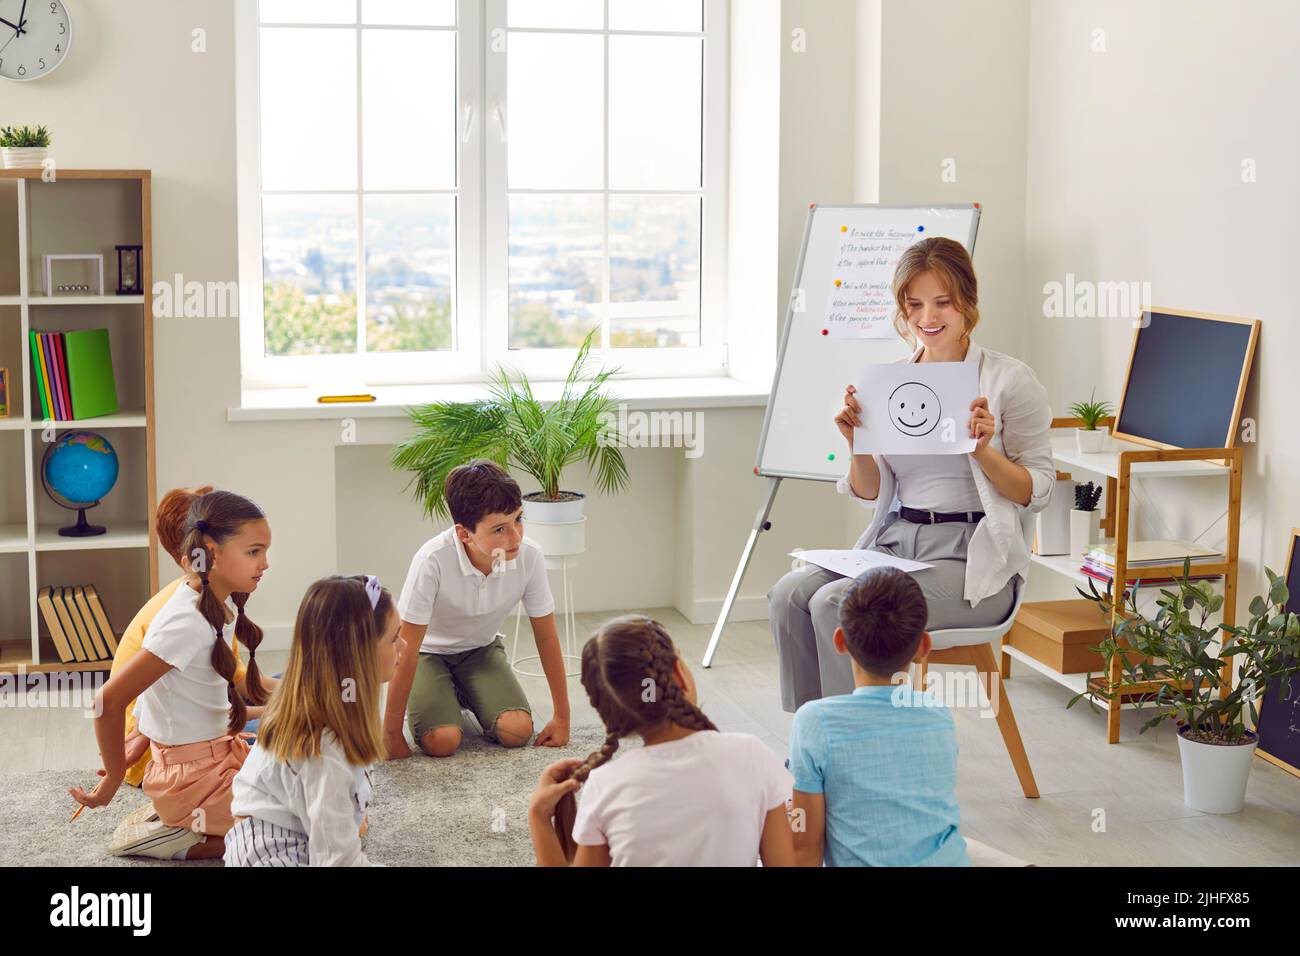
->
xmin=0 ymin=125 xmax=51 ymax=169
xmin=1067 ymin=388 xmax=1113 ymax=454
xmin=1071 ymin=563 xmax=1300 ymax=813
xmin=393 ymin=330 xmax=629 ymax=553
xmin=1070 ymin=480 xmax=1102 ymax=558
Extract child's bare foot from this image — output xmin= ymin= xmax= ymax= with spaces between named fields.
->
xmin=185 ymin=835 xmax=227 ymax=860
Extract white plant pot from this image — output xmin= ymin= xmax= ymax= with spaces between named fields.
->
xmin=1 ymin=146 xmax=48 ymax=169
xmin=522 ymin=492 xmax=585 ymax=524
xmin=1075 ymin=428 xmax=1106 ymax=454
xmin=1069 ymin=508 xmax=1099 ymax=559
xmin=522 ymin=515 xmax=586 ymax=558
xmin=1176 ymin=727 xmax=1257 ymax=813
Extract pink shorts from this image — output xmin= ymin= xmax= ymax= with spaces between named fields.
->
xmin=143 ymin=734 xmax=250 ymax=836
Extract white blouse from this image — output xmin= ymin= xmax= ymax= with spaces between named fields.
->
xmin=230 ymin=729 xmax=374 ymax=867
xmin=837 ymin=340 xmax=1056 ymax=606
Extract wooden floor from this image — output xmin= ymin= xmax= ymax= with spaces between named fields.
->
xmin=7 ymin=606 xmax=1299 ymax=866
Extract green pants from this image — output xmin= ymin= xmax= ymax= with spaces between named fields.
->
xmin=407 ymin=636 xmax=532 ymax=744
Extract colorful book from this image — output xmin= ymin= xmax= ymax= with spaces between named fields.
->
xmin=53 ymin=334 xmax=74 ymax=421
xmin=72 ymin=586 xmax=111 ymax=660
xmin=43 ymin=333 xmax=65 ymax=420
xmin=84 ymin=585 xmax=119 ymax=656
xmin=36 ymin=586 xmax=75 ymax=664
xmin=64 ymin=328 xmax=118 ymax=419
xmin=28 ymin=331 xmax=50 ymax=420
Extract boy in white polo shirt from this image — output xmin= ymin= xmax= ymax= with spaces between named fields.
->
xmin=384 ymin=460 xmax=571 ymax=758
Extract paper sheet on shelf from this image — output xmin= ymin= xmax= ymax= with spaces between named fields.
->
xmin=791 ymin=548 xmax=934 ymax=578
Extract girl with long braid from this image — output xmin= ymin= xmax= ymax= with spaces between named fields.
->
xmin=528 ymin=616 xmax=795 ymax=866
xmin=70 ymin=490 xmax=273 ymax=860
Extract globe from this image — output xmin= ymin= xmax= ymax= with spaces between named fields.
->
xmin=41 ymin=431 xmax=119 ymax=537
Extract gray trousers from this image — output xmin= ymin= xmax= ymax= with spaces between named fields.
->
xmin=768 ymin=512 xmax=1016 ymax=713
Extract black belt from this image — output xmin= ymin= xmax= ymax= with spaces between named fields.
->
xmin=899 ymin=506 xmax=985 ymax=525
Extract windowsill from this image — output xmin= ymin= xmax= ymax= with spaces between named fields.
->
xmin=227 ymin=375 xmax=773 ymax=423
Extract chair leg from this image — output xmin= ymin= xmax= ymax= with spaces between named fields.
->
xmin=970 ymin=642 xmax=1039 ymax=799
xmin=999 ymin=635 xmax=1011 ymax=680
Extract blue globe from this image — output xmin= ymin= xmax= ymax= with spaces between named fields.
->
xmin=42 ymin=432 xmax=119 ymax=521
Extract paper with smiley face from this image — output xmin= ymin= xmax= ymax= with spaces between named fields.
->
xmin=851 ymin=361 xmax=979 ymax=455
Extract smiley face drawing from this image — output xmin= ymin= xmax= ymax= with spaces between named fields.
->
xmin=888 ymin=382 xmax=941 ymax=437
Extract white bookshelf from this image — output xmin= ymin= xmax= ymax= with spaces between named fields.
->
xmin=0 ymin=170 xmax=157 ymax=674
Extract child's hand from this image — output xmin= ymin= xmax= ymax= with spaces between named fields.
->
xmin=533 ymin=715 xmax=570 ymax=748
xmin=69 ymin=772 xmax=121 ymax=811
xmin=528 ymin=758 xmax=582 ymax=819
xmin=123 ymin=730 xmax=151 ymax=767
xmin=385 ymin=730 xmax=412 ymax=760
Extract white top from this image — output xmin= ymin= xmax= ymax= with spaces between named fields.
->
xmin=571 ymin=731 xmax=793 ymax=866
xmin=838 ymin=340 xmax=1055 ymax=605
xmin=230 ymin=729 xmax=374 ymax=867
xmin=397 ymin=528 xmax=556 ymax=654
xmin=134 ymin=582 xmax=236 ymax=746
xmin=883 ymin=452 xmax=983 ymax=512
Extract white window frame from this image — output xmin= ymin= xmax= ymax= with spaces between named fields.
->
xmin=236 ymin=0 xmax=728 ymax=389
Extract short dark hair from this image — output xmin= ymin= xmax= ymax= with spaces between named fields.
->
xmin=445 ymin=459 xmax=522 ymax=531
xmin=838 ymin=567 xmax=929 ymax=677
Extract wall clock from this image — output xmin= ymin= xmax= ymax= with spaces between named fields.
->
xmin=0 ymin=0 xmax=72 ymax=81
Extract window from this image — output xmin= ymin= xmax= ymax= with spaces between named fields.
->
xmin=237 ymin=0 xmax=727 ymax=388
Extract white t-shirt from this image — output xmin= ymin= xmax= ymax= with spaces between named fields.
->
xmin=230 ymin=729 xmax=374 ymax=867
xmin=134 ymin=582 xmax=236 ymax=746
xmin=883 ymin=452 xmax=983 ymax=512
xmin=397 ymin=528 xmax=555 ymax=654
xmin=570 ymin=731 xmax=793 ymax=866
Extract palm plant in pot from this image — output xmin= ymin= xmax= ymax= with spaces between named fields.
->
xmin=0 ymin=125 xmax=51 ymax=169
xmin=1070 ymin=562 xmax=1300 ymax=813
xmin=1067 ymin=388 xmax=1112 ymax=454
xmin=392 ymin=331 xmax=629 ymax=552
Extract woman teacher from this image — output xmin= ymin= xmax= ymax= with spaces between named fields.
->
xmin=769 ymin=236 xmax=1055 ymax=712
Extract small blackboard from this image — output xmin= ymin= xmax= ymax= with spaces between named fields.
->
xmin=1256 ymin=529 xmax=1300 ymax=777
xmin=1113 ymin=309 xmax=1259 ymax=452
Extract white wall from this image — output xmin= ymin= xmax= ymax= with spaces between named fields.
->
xmin=1023 ymin=0 xmax=1299 ymax=610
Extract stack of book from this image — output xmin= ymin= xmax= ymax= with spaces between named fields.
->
xmin=1081 ymin=539 xmax=1224 ymax=588
xmin=37 ymin=585 xmax=119 ymax=664
xmin=27 ymin=328 xmax=118 ymax=421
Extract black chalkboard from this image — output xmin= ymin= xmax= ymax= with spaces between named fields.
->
xmin=1256 ymin=530 xmax=1300 ymax=776
xmin=1113 ymin=310 xmax=1258 ymax=451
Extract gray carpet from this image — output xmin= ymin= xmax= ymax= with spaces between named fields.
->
xmin=0 ymin=727 xmax=614 ymax=867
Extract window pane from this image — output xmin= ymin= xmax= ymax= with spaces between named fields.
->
xmin=261 ymin=0 xmax=356 ymax=24
xmin=609 ymin=36 xmax=702 ymax=190
xmin=260 ymin=29 xmax=357 ymax=191
xmin=609 ymin=0 xmax=702 ymax=32
xmin=609 ymin=195 xmax=700 ymax=348
xmin=365 ymin=195 xmax=455 ymax=353
xmin=362 ymin=31 xmax=456 ymax=190
xmin=261 ymin=195 xmax=358 ymax=356
xmin=509 ymin=195 xmax=602 ymax=349
xmin=507 ymin=33 xmax=603 ymax=189
xmin=508 ymin=0 xmax=603 ymax=29
xmin=363 ymin=0 xmax=455 ymax=26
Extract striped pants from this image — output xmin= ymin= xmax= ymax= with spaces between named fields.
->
xmin=223 ymin=816 xmax=310 ymax=867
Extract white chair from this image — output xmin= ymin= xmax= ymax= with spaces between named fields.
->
xmin=914 ymin=509 xmax=1039 ymax=798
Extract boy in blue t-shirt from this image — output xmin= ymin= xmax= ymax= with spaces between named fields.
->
xmin=787 ymin=566 xmax=970 ymax=867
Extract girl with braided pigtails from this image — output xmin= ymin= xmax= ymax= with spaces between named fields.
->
xmin=528 ymin=616 xmax=796 ymax=866
xmin=71 ymin=491 xmax=274 ymax=860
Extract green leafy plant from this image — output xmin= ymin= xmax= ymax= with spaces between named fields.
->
xmin=1067 ymin=388 xmax=1113 ymax=430
xmin=1074 ymin=480 xmax=1102 ymax=511
xmin=392 ymin=330 xmax=630 ymax=520
xmin=1069 ymin=561 xmax=1300 ymax=744
xmin=0 ymin=125 xmax=51 ymax=148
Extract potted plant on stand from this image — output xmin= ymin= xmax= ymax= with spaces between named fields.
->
xmin=1071 ymin=562 xmax=1300 ymax=813
xmin=1067 ymin=389 xmax=1113 ymax=453
xmin=1 ymin=125 xmax=51 ymax=169
xmin=1070 ymin=480 xmax=1103 ymax=558
xmin=392 ymin=330 xmax=629 ymax=555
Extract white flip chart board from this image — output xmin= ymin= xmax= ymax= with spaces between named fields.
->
xmin=754 ymin=204 xmax=981 ymax=482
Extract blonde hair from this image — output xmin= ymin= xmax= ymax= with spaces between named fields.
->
xmin=891 ymin=236 xmax=980 ymax=345
xmin=257 ymin=575 xmax=393 ymax=766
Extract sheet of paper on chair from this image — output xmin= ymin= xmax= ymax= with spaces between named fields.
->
xmin=791 ymin=548 xmax=934 ymax=578
xmin=852 ymin=361 xmax=979 ymax=455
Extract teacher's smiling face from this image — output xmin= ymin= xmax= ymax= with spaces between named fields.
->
xmin=903 ymin=270 xmax=968 ymax=355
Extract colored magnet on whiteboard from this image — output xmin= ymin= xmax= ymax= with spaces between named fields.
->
xmin=809 ymin=202 xmax=816 ymax=209
xmin=821 ymin=329 xmax=828 ymax=336
xmin=753 ymin=467 xmax=759 ymax=475
xmin=974 ymin=202 xmax=981 ymax=209
xmin=840 ymin=225 xmax=848 ymax=232
xmin=917 ymin=225 xmax=925 ymax=232
xmin=827 ymin=453 xmax=836 ymax=461
xmin=834 ymin=279 xmax=842 ymax=287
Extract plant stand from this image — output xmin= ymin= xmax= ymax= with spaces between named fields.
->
xmin=510 ymin=518 xmax=585 ymax=679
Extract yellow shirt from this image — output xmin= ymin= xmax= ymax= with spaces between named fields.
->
xmin=110 ymin=576 xmax=246 ymax=786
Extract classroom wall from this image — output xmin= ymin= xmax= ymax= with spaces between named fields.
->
xmin=1022 ymin=0 xmax=1299 ymax=610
